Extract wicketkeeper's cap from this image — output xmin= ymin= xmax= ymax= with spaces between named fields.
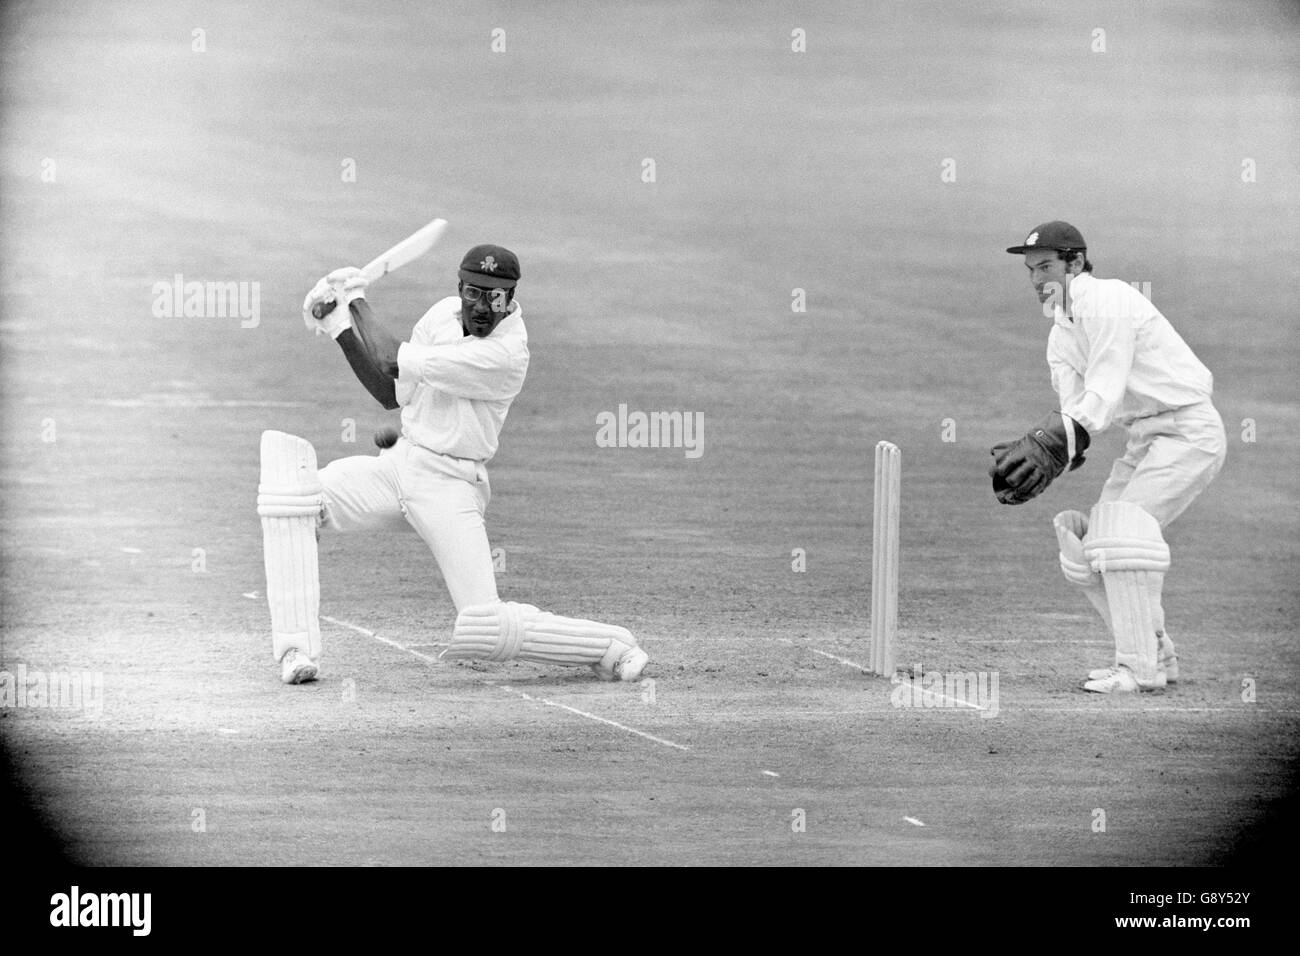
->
xmin=1006 ymin=221 xmax=1086 ymax=255
xmin=459 ymin=244 xmax=520 ymax=289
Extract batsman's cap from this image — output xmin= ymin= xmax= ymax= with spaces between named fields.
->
xmin=458 ymin=244 xmax=520 ymax=289
xmin=1006 ymin=221 xmax=1086 ymax=255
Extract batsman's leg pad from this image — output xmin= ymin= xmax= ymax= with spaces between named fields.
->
xmin=1053 ymin=509 xmax=1113 ymax=630
xmin=443 ymin=601 xmax=647 ymax=681
xmin=257 ymin=431 xmax=323 ymax=663
xmin=1083 ymin=501 xmax=1170 ymax=687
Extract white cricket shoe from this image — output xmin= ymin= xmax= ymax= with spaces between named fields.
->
xmin=592 ymin=645 xmax=649 ymax=682
xmin=1088 ymin=634 xmax=1179 ymax=684
xmin=1087 ymin=662 xmax=1117 ymax=681
xmin=280 ymin=648 xmax=319 ymax=684
xmin=1083 ymin=665 xmax=1166 ymax=694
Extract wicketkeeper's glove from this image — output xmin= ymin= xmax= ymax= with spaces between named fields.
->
xmin=989 ymin=411 xmax=1089 ymax=505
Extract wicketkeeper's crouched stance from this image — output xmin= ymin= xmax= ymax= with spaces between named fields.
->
xmin=258 ymin=243 xmax=647 ymax=685
xmin=991 ymin=222 xmax=1225 ymax=694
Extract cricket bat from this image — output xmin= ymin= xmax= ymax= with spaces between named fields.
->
xmin=311 ymin=217 xmax=449 ymax=319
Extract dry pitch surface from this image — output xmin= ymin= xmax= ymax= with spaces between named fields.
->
xmin=2 ymin=1 xmax=1298 ymax=868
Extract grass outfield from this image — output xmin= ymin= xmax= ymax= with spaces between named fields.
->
xmin=1 ymin=1 xmax=1297 ymax=868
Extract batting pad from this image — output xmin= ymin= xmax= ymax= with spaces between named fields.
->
xmin=257 ymin=431 xmax=323 ymax=662
xmin=1053 ymin=509 xmax=1112 ymax=630
xmin=1083 ymin=501 xmax=1170 ymax=687
xmin=443 ymin=601 xmax=644 ymax=680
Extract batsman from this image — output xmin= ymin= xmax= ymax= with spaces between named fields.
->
xmin=257 ymin=241 xmax=648 ymax=685
xmin=991 ymin=222 xmax=1225 ymax=693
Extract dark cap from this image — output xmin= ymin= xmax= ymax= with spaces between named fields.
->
xmin=1006 ymin=221 xmax=1086 ymax=255
xmin=458 ymin=244 xmax=520 ymax=289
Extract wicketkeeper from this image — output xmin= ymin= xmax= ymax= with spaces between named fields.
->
xmin=257 ymin=244 xmax=648 ymax=685
xmin=991 ymin=221 xmax=1225 ymax=693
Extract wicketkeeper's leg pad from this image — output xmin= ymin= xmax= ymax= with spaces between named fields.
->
xmin=1083 ymin=501 xmax=1170 ymax=687
xmin=442 ymin=601 xmax=648 ymax=681
xmin=257 ymin=431 xmax=323 ymax=663
xmin=1053 ymin=509 xmax=1113 ymax=630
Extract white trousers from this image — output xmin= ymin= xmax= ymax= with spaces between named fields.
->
xmin=318 ymin=438 xmax=499 ymax=610
xmin=1098 ymin=401 xmax=1226 ymax=528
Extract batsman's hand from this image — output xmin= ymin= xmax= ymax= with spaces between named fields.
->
xmin=326 ymin=266 xmax=369 ymax=309
xmin=302 ymin=267 xmax=366 ymax=338
xmin=303 ymin=274 xmax=351 ymax=338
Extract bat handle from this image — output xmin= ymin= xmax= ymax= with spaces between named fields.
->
xmin=311 ymin=297 xmax=338 ymax=320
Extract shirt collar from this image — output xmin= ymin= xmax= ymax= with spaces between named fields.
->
xmin=1053 ymin=272 xmax=1092 ymax=327
xmin=1066 ymin=272 xmax=1092 ymax=318
xmin=490 ymin=301 xmax=524 ymax=339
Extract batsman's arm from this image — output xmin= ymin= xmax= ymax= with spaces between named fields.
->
xmin=335 ymin=299 xmax=402 ymax=410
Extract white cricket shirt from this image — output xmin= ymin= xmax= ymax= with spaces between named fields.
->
xmin=394 ymin=296 xmax=529 ymax=462
xmin=1046 ymin=273 xmax=1213 ymax=435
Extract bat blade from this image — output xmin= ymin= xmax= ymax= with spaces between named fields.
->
xmin=311 ymin=217 xmax=449 ymax=319
xmin=360 ymin=217 xmax=448 ymax=281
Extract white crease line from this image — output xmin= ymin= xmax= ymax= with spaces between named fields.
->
xmin=904 ymin=816 xmax=926 ymax=827
xmin=785 ymin=647 xmax=1008 ymax=712
xmin=801 ymin=648 xmax=982 ymax=711
xmin=315 ymin=610 xmax=689 ymax=751
xmin=907 ymin=684 xmax=984 ymax=712
xmin=499 ymin=685 xmax=691 ymax=752
xmin=807 ymin=647 xmax=872 ymax=673
xmin=762 ymin=770 xmax=780 ymax=778
xmin=245 ymin=592 xmax=446 ymax=658
xmin=321 ymin=614 xmax=440 ymax=664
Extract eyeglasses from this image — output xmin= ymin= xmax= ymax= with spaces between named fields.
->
xmin=461 ymin=284 xmax=511 ymax=307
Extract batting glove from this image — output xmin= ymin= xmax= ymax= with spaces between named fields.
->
xmin=327 ymin=266 xmax=369 ymax=308
xmin=301 ymin=275 xmax=350 ymax=337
